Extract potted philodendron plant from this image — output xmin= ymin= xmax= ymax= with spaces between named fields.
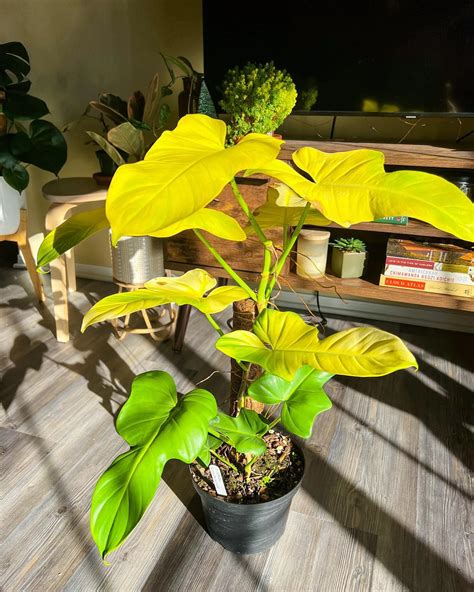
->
xmin=37 ymin=114 xmax=474 ymax=559
xmin=0 ymin=42 xmax=67 ymax=235
xmin=220 ymin=61 xmax=297 ymax=145
xmin=330 ymin=237 xmax=367 ymax=278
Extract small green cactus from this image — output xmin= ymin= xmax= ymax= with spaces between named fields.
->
xmin=330 ymin=237 xmax=367 ymax=253
xmin=220 ymin=61 xmax=297 ymax=144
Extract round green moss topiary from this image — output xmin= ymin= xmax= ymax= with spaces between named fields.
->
xmin=220 ymin=62 xmax=297 ymax=144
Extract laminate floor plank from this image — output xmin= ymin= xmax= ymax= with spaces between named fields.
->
xmin=1 ymin=271 xmax=472 ymax=591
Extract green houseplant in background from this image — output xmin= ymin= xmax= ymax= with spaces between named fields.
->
xmin=220 ymin=61 xmax=297 ymax=144
xmin=73 ymin=55 xmax=217 ymax=288
xmin=330 ymin=237 xmax=367 ymax=279
xmin=0 ymin=41 xmax=67 ymax=243
xmin=0 ymin=42 xmax=67 ymax=193
xmin=37 ymin=114 xmax=474 ymax=559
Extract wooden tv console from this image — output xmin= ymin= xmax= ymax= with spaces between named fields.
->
xmin=164 ymin=140 xmax=474 ymax=349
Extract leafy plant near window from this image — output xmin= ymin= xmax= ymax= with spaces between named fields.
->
xmin=0 ymin=42 xmax=67 ymax=192
xmin=220 ymin=61 xmax=297 ymax=144
xmin=37 ymin=114 xmax=474 ymax=559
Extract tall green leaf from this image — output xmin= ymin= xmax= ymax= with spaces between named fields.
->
xmin=246 ymin=148 xmax=474 ymax=241
xmin=106 ymin=114 xmax=283 ymax=244
xmin=211 ymin=408 xmax=268 ymax=456
xmin=216 ymin=309 xmax=417 ymax=380
xmin=82 ymin=268 xmax=249 ymax=330
xmin=37 ymin=208 xmax=109 ymax=269
xmin=86 ymin=131 xmax=125 ymax=167
xmin=107 ymin=122 xmax=145 ymax=160
xmin=248 ymin=367 xmax=332 ymax=437
xmin=3 ymin=92 xmax=49 ymax=120
xmin=90 ymin=371 xmax=217 ymax=558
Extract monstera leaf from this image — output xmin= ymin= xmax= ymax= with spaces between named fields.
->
xmin=246 ymin=148 xmax=474 ymax=241
xmin=248 ymin=366 xmax=332 ymax=437
xmin=216 ymin=309 xmax=417 ymax=380
xmin=82 ymin=269 xmax=249 ymax=330
xmin=106 ymin=114 xmax=282 ymax=244
xmin=211 ymin=408 xmax=268 ymax=456
xmin=37 ymin=208 xmax=110 ymax=269
xmin=90 ymin=371 xmax=217 ymax=558
xmin=246 ymin=186 xmax=330 ymax=235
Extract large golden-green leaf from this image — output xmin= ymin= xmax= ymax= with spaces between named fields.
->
xmin=150 ymin=207 xmax=246 ymax=241
xmin=82 ymin=269 xmax=248 ymax=330
xmin=216 ymin=309 xmax=417 ymax=380
xmin=37 ymin=208 xmax=110 ymax=269
xmin=107 ymin=114 xmax=283 ymax=244
xmin=247 ymin=185 xmax=330 ymax=235
xmin=247 ymin=148 xmax=474 ymax=241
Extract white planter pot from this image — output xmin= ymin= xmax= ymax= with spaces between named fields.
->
xmin=0 ymin=176 xmax=26 ymax=235
xmin=110 ymin=232 xmax=165 ymax=286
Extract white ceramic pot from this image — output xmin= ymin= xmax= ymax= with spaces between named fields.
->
xmin=0 ymin=176 xmax=26 ymax=235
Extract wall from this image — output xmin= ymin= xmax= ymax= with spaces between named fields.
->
xmin=1 ymin=0 xmax=203 ymax=266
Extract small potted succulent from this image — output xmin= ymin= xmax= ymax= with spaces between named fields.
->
xmin=37 ymin=115 xmax=474 ymax=560
xmin=220 ymin=61 xmax=297 ymax=144
xmin=330 ymin=237 xmax=367 ymax=278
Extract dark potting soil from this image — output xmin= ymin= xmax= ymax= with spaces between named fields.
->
xmin=191 ymin=431 xmax=304 ymax=504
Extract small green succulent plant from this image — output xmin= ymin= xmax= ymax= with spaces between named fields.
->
xmin=330 ymin=237 xmax=366 ymax=252
xmin=220 ymin=61 xmax=297 ymax=144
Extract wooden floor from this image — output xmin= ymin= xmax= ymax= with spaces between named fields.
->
xmin=1 ymin=268 xmax=472 ymax=592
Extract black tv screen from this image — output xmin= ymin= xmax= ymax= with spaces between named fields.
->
xmin=202 ymin=0 xmax=474 ymax=116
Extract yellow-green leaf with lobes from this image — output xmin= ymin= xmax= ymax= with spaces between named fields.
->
xmin=215 ymin=309 xmax=417 ymax=380
xmin=246 ymin=148 xmax=474 ymax=241
xmin=82 ymin=269 xmax=249 ymax=331
xmin=37 ymin=208 xmax=109 ymax=270
xmin=106 ymin=114 xmax=283 ymax=244
xmin=90 ymin=371 xmax=217 ymax=558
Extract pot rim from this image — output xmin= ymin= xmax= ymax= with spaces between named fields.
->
xmin=190 ymin=439 xmax=306 ymax=508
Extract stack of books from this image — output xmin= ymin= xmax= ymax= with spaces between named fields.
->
xmin=380 ymin=238 xmax=474 ymax=298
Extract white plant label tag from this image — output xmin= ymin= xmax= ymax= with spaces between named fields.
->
xmin=209 ymin=464 xmax=227 ymax=496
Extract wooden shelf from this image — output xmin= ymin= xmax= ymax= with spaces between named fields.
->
xmin=282 ymin=271 xmax=474 ymax=313
xmin=279 ymin=141 xmax=474 ymax=170
xmin=312 ymin=219 xmax=460 ymax=239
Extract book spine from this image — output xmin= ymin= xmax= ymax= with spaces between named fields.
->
xmin=375 ymin=216 xmax=409 ymax=225
xmin=385 ymin=256 xmax=471 ymax=273
xmin=384 ymin=265 xmax=474 ymax=285
xmin=386 ymin=239 xmax=473 ymax=266
xmin=379 ymin=275 xmax=474 ymax=297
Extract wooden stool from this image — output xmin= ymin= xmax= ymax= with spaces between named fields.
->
xmin=0 ymin=209 xmax=45 ymax=302
xmin=43 ymin=177 xmax=107 ymax=342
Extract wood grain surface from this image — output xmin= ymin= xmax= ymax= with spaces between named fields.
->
xmin=1 ymin=269 xmax=472 ymax=591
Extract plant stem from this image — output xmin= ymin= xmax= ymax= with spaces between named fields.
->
xmin=266 ymin=203 xmax=311 ymax=298
xmin=266 ymin=416 xmax=280 ymax=432
xmin=193 ymin=229 xmax=256 ymax=301
xmin=210 ymin=449 xmax=238 ymax=472
xmin=204 ymin=313 xmax=224 ymax=336
xmin=230 ymin=178 xmax=268 ymax=244
xmin=257 ymin=240 xmax=273 ymax=312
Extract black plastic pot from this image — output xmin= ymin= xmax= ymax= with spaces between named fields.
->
xmin=191 ymin=446 xmax=305 ymax=554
